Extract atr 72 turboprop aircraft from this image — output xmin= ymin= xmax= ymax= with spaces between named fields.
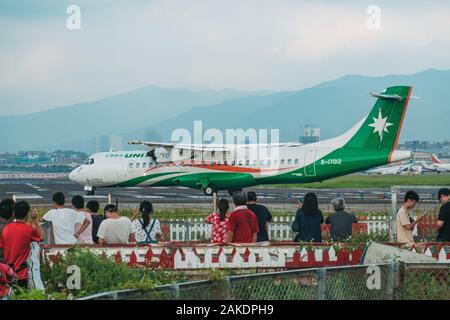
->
xmin=69 ymin=86 xmax=413 ymax=196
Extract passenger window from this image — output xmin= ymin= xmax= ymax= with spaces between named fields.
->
xmin=143 ymin=163 xmax=147 ymax=169
xmin=267 ymin=159 xmax=271 ymax=166
xmin=288 ymin=159 xmax=292 ymax=165
xmin=274 ymin=159 xmax=278 ymax=165
xmin=281 ymin=159 xmax=285 ymax=165
xmin=136 ymin=163 xmax=140 ymax=169
xmin=246 ymin=160 xmax=250 ymax=166
xmin=294 ymin=159 xmax=299 ymax=165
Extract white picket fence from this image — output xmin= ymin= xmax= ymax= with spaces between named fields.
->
xmin=163 ymin=215 xmax=391 ymax=242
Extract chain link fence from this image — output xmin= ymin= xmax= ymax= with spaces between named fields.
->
xmin=400 ymin=263 xmax=450 ymax=300
xmin=80 ymin=262 xmax=449 ymax=300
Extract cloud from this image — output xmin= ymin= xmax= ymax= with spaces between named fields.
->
xmin=0 ymin=0 xmax=450 ymax=115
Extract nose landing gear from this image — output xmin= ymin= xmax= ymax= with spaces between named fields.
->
xmin=84 ymin=186 xmax=96 ymax=196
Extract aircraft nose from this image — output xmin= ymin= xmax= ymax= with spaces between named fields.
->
xmin=69 ymin=167 xmax=81 ymax=183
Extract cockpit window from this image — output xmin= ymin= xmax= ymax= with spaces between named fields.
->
xmin=84 ymin=158 xmax=94 ymax=165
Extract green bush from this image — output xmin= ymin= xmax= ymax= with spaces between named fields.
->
xmin=39 ymin=247 xmax=187 ymax=298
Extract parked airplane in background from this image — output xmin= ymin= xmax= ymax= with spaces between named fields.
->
xmin=365 ymin=162 xmax=423 ymax=175
xmin=69 ymin=86 xmax=413 ymax=195
xmin=366 ymin=165 xmax=402 ymax=175
xmin=431 ymin=154 xmax=450 ymax=172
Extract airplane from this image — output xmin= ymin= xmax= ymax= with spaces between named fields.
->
xmin=365 ymin=165 xmax=402 ymax=175
xmin=431 ymin=154 xmax=450 ymax=172
xmin=69 ymin=86 xmax=413 ymax=196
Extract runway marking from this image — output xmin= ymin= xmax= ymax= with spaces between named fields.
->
xmin=130 ymin=195 xmax=166 ymax=199
xmin=83 ymin=196 xmax=108 ymax=199
xmin=186 ymin=196 xmax=215 ymax=200
xmin=14 ymin=193 xmax=43 ymax=199
xmin=26 ymin=183 xmax=49 ymax=192
xmin=125 ymin=187 xmax=143 ymax=190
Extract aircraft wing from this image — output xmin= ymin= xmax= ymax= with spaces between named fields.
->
xmin=129 ymin=140 xmax=303 ymax=152
xmin=128 ymin=140 xmax=228 ymax=152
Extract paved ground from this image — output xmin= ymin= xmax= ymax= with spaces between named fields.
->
xmin=0 ymin=177 xmax=442 ymax=212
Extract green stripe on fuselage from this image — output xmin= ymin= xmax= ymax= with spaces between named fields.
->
xmin=255 ymin=148 xmax=390 ymax=185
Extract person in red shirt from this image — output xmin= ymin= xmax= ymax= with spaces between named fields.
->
xmin=205 ymin=199 xmax=232 ymax=243
xmin=0 ymin=201 xmax=43 ymax=288
xmin=226 ymin=192 xmax=259 ymax=243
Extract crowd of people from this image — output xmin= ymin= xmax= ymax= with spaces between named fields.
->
xmin=1 ymin=187 xmax=450 ymax=293
xmin=0 ymin=192 xmax=163 ymax=292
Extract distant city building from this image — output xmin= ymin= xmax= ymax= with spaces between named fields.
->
xmin=0 ymin=150 xmax=88 ymax=168
xmin=300 ymin=126 xmax=320 ymax=144
xmin=93 ymin=134 xmax=124 ymax=152
xmin=398 ymin=140 xmax=450 ymax=158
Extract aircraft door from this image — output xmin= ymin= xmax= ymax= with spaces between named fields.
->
xmin=127 ymin=160 xmax=135 ymax=174
xmin=304 ymin=150 xmax=317 ymax=177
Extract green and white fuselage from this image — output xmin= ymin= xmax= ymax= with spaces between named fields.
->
xmin=69 ymin=86 xmax=413 ymax=195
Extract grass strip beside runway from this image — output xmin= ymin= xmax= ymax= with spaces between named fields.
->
xmin=268 ymin=174 xmax=450 ymax=189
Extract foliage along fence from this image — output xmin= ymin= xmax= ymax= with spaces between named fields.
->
xmin=78 ymin=262 xmax=450 ymax=301
xmin=160 ymin=213 xmax=441 ymax=243
xmin=161 ymin=217 xmax=390 ymax=243
xmin=40 ymin=213 xmax=440 ymax=245
xmin=41 ymin=242 xmax=450 ymax=271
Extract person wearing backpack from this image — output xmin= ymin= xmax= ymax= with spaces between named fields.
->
xmin=0 ymin=201 xmax=43 ymax=289
xmin=131 ymin=201 xmax=162 ymax=244
xmin=0 ymin=262 xmax=16 ymax=300
xmin=226 ymin=191 xmax=259 ymax=243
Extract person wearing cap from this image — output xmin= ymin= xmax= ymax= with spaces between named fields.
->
xmin=97 ymin=204 xmax=135 ymax=245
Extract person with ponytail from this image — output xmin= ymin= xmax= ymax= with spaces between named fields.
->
xmin=205 ymin=198 xmax=232 ymax=243
xmin=131 ymin=201 xmax=162 ymax=244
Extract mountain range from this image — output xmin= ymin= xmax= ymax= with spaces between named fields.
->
xmin=1 ymin=69 xmax=449 ymax=154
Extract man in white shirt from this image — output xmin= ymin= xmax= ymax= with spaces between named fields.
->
xmin=97 ymin=204 xmax=135 ymax=245
xmin=43 ymin=192 xmax=90 ymax=245
xmin=71 ymin=195 xmax=93 ymax=244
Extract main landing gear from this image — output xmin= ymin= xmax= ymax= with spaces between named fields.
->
xmin=202 ymin=186 xmax=243 ymax=197
xmin=203 ymin=184 xmax=216 ymax=196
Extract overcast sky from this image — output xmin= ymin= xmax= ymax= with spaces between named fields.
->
xmin=1 ymin=0 xmax=450 ymax=115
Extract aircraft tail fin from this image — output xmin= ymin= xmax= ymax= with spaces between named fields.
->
xmin=431 ymin=154 xmax=442 ymax=164
xmin=344 ymin=86 xmax=412 ymax=161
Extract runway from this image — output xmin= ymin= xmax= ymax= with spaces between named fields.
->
xmin=0 ymin=177 xmax=442 ymax=211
